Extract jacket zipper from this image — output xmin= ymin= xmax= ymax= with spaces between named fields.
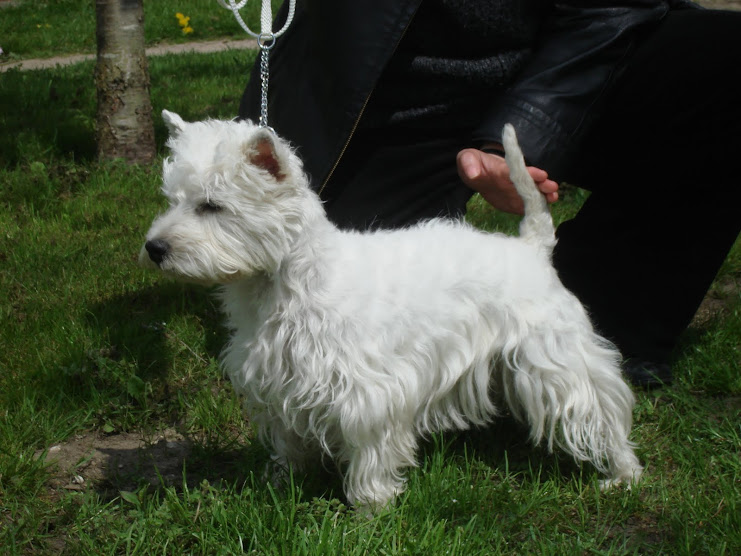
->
xmin=318 ymin=6 xmax=419 ymax=198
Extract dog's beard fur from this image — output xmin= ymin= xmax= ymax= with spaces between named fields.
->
xmin=141 ymin=111 xmax=643 ymax=512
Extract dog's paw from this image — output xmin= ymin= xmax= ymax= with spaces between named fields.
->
xmin=599 ymin=467 xmax=643 ymax=492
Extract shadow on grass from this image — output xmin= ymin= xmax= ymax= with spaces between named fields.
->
xmin=42 ymin=423 xmax=345 ymax=507
xmin=86 ymin=282 xmax=227 ymax=374
xmin=0 ymin=65 xmax=98 ymax=166
xmin=52 ymin=281 xmax=347 ymax=503
xmin=427 ymin=416 xmax=583 ymax=487
xmin=40 ymin=281 xmax=228 ymax=436
xmin=65 ymin=418 xmax=566 ymax=511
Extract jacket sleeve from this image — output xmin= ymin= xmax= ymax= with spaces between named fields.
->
xmin=471 ymin=1 xmax=691 ymax=180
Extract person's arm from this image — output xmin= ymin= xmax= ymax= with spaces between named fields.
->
xmin=458 ymin=1 xmax=688 ymax=213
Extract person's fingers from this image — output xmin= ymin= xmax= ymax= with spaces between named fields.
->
xmin=536 ymin=178 xmax=559 ymax=194
xmin=528 ymin=166 xmax=549 ymax=183
xmin=529 ymin=167 xmax=559 ymax=204
xmin=456 ymin=149 xmax=483 ymax=182
xmin=457 ymin=148 xmax=512 ymax=185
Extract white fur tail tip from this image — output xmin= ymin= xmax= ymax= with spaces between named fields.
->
xmin=502 ymin=124 xmax=556 ymax=253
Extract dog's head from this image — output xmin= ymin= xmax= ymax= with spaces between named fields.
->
xmin=139 ymin=110 xmax=314 ymax=284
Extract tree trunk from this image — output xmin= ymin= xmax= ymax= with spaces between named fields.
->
xmin=95 ymin=0 xmax=155 ymax=164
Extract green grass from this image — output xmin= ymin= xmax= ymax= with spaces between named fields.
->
xmin=0 ymin=0 xmax=282 ymax=61
xmin=0 ymin=49 xmax=254 ymax=166
xmin=1 ymin=36 xmax=741 ymax=556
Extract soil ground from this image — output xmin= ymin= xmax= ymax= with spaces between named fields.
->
xmin=36 ymin=429 xmax=193 ymax=495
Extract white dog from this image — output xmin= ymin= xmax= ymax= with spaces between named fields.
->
xmin=140 ymin=110 xmax=642 ymax=511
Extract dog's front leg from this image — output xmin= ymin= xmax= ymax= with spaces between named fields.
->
xmin=342 ymin=423 xmax=419 ymax=512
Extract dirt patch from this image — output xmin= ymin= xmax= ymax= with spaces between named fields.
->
xmin=37 ymin=429 xmax=195 ymax=494
xmin=35 ymin=424 xmax=265 ymax=503
xmin=696 ymin=0 xmax=741 ymax=9
xmin=690 ymin=273 xmax=740 ymax=328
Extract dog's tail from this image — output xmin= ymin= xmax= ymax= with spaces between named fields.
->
xmin=502 ymin=124 xmax=556 ymax=255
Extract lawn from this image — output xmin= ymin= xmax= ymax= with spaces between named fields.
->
xmin=1 ymin=3 xmax=740 ymax=555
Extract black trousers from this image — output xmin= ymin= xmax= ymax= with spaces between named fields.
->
xmin=321 ymin=10 xmax=741 ymax=363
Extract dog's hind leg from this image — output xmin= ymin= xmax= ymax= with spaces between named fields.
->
xmin=501 ymin=328 xmax=643 ymax=488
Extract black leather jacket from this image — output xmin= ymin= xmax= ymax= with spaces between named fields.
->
xmin=239 ymin=0 xmax=694 ymax=189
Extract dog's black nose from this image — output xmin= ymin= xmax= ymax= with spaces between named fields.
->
xmin=145 ymin=239 xmax=170 ymax=264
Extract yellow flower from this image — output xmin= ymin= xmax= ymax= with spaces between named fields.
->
xmin=182 ymin=26 xmax=194 ymax=35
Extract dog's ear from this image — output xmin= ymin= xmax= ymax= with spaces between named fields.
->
xmin=246 ymin=130 xmax=285 ymax=181
xmin=162 ymin=110 xmax=187 ymax=138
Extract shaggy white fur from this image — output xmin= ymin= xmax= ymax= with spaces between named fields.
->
xmin=140 ymin=110 xmax=643 ymax=511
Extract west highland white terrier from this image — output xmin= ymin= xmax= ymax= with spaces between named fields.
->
xmin=140 ymin=110 xmax=643 ymax=511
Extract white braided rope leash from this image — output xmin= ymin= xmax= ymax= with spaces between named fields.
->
xmin=218 ymin=0 xmax=296 ymax=130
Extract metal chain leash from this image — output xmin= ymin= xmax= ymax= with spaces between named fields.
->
xmin=257 ymin=33 xmax=275 ymax=131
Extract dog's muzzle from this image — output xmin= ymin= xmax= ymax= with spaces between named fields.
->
xmin=144 ymin=239 xmax=170 ymax=265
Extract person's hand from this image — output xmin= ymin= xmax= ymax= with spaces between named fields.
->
xmin=456 ymin=145 xmax=559 ymax=215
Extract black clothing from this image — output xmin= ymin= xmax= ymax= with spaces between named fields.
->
xmin=553 ymin=9 xmax=741 ymax=362
xmin=359 ymin=0 xmax=542 ymax=130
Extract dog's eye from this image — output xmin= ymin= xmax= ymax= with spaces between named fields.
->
xmin=196 ymin=201 xmax=222 ymax=215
